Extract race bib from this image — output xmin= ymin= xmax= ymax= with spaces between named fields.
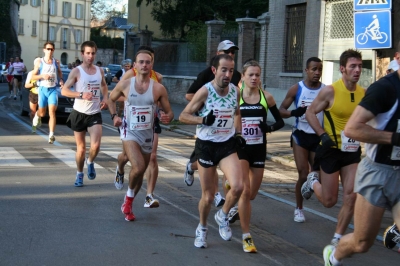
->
xmin=127 ymin=105 xmax=153 ymax=131
xmin=88 ymin=83 xmax=100 ymax=101
xmin=391 ymin=120 xmax=400 ymax=160
xmin=242 ymin=117 xmax=263 ymax=145
xmin=42 ymin=73 xmax=56 ymax=87
xmin=340 ymin=131 xmax=360 ymax=152
xmin=298 ymin=99 xmax=312 ymax=123
xmin=209 ymin=108 xmax=234 ymax=136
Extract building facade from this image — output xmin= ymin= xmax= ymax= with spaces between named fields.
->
xmin=18 ymin=0 xmax=91 ymax=69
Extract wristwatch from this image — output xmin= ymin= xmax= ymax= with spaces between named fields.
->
xmin=79 ymin=92 xmax=83 ymax=98
xmin=111 ymin=113 xmax=117 ymax=120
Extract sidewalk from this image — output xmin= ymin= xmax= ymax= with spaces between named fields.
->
xmin=164 ymin=103 xmax=296 ymax=168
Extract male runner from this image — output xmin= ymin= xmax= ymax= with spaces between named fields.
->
xmin=179 ymin=54 xmax=245 ymax=248
xmin=108 ymin=50 xmax=173 ymax=221
xmin=302 ymin=49 xmax=365 ymax=246
xmin=31 ymin=42 xmax=63 ymax=143
xmin=323 ymin=43 xmax=400 ymax=265
xmin=25 ymin=57 xmax=41 ymax=132
xmin=61 ymin=41 xmax=108 ymax=186
xmin=279 ymin=57 xmax=324 ymax=223
xmin=116 ymin=46 xmax=163 ymax=209
xmin=6 ymin=57 xmax=14 ymax=98
xmin=184 ymin=40 xmax=241 ymax=209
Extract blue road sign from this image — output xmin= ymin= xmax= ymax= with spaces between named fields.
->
xmin=354 ymin=0 xmax=392 ymax=11
xmin=354 ymin=10 xmax=391 ymax=49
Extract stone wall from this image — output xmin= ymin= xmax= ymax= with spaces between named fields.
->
xmin=95 ymin=48 xmax=123 ymax=66
xmin=162 ymin=75 xmax=196 ymax=105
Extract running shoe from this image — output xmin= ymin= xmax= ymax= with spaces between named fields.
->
xmin=87 ymin=160 xmax=96 ymax=180
xmin=323 ymin=244 xmax=336 ymax=266
xmin=214 ymin=209 xmax=232 ymax=241
xmin=114 ymin=166 xmax=124 ymax=190
xmin=228 ymin=206 xmax=239 ymax=224
xmin=301 ymin=171 xmax=319 ymax=200
xmin=243 ymin=236 xmax=257 ymax=253
xmin=331 ymin=237 xmax=340 ymax=247
xmin=74 ymin=173 xmax=84 ymax=187
xmin=144 ymin=194 xmax=160 ymax=208
xmin=48 ymin=135 xmax=55 ymax=144
xmin=31 ymin=125 xmax=36 ymax=133
xmin=194 ymin=227 xmax=208 ymax=248
xmin=214 ymin=192 xmax=225 ymax=207
xmin=184 ymin=160 xmax=194 ymax=186
xmin=383 ymin=223 xmax=400 ymax=249
xmin=121 ymin=195 xmax=135 ymax=221
xmin=294 ymin=208 xmax=306 ymax=223
xmin=37 ymin=116 xmax=42 ymax=128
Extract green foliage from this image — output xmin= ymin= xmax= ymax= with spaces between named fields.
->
xmin=90 ymin=29 xmax=124 ymax=50
xmin=184 ymin=21 xmax=207 ymax=62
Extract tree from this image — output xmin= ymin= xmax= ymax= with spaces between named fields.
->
xmin=136 ymin=0 xmax=268 ymax=39
xmin=91 ymin=0 xmax=127 ymax=25
xmin=0 ymin=0 xmax=21 ymax=60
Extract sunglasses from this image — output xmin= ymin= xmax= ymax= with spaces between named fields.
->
xmin=46 ymin=48 xmax=54 ymax=51
xmin=223 ymin=50 xmax=235 ymax=55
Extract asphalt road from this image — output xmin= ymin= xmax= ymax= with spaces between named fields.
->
xmin=0 ymin=82 xmax=398 ymax=266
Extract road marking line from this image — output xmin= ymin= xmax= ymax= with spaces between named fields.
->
xmin=0 ymin=147 xmax=33 ymax=167
xmin=44 ymin=148 xmax=103 ymax=169
xmin=101 ymin=150 xmax=169 ymax=172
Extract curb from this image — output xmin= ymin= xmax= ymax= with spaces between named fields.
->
xmin=162 ymin=124 xmax=296 ymax=169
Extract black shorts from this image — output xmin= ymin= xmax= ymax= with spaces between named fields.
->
xmin=237 ymin=144 xmax=266 ymax=168
xmin=13 ymin=75 xmax=22 ymax=82
xmin=195 ymin=137 xmax=237 ymax=168
xmin=291 ymin=129 xmax=320 ymax=152
xmin=189 ymin=150 xmax=197 ymax=163
xmin=29 ymin=92 xmax=38 ymax=104
xmin=66 ymin=109 xmax=102 ymax=132
xmin=314 ymin=145 xmax=361 ymax=174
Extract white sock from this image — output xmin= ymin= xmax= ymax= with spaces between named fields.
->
xmin=198 ymin=223 xmax=207 ymax=230
xmin=127 ymin=188 xmax=135 ymax=198
xmin=330 ymin=249 xmax=341 ymax=266
xmin=310 ymin=179 xmax=318 ymax=190
xmin=76 ymin=171 xmax=83 ymax=177
xmin=49 ymin=132 xmax=54 ymax=137
xmin=187 ymin=162 xmax=192 ymax=171
xmin=87 ymin=159 xmax=93 ymax=164
xmin=334 ymin=233 xmax=342 ymax=240
xmin=242 ymin=233 xmax=251 ymax=240
xmin=219 ymin=209 xmax=227 ymax=218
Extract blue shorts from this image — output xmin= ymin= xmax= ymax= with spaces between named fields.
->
xmin=38 ymin=86 xmax=58 ymax=108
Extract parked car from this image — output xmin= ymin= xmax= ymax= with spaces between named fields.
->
xmin=19 ymin=69 xmax=74 ymax=118
xmin=106 ymin=64 xmax=121 ymax=78
xmin=0 ymin=64 xmax=7 ymax=83
xmin=102 ymin=67 xmax=112 ymax=85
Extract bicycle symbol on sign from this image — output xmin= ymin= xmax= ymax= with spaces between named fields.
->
xmin=356 ymin=14 xmax=388 ymax=45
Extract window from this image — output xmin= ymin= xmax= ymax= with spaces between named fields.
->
xmin=32 ymin=20 xmax=37 ymax=36
xmin=50 ymin=0 xmax=57 ymax=16
xmin=31 ymin=0 xmax=40 ymax=7
xmin=49 ymin=26 xmax=56 ymax=41
xmin=63 ymin=2 xmax=71 ymax=18
xmin=75 ymin=29 xmax=82 ymax=44
xmin=18 ymin=19 xmax=24 ymax=35
xmin=76 ymin=4 xmax=83 ymax=19
xmin=324 ymin=0 xmax=353 ymax=40
xmin=20 ymin=0 xmax=28 ymax=5
xmin=283 ymin=4 xmax=306 ymax=73
xmin=62 ymin=28 xmax=69 ymax=49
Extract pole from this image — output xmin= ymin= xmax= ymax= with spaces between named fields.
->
xmin=123 ymin=30 xmax=127 ymax=60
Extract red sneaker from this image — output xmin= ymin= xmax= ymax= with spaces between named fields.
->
xmin=121 ymin=195 xmax=135 ymax=221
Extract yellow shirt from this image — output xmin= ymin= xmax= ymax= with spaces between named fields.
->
xmin=30 ymin=80 xmax=38 ymax=94
xmin=324 ymin=78 xmax=365 ymax=147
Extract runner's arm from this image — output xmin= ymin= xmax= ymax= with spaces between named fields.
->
xmin=234 ymin=87 xmax=242 ymax=134
xmin=99 ymin=67 xmax=108 ymax=109
xmin=180 ymin=87 xmax=208 ymax=124
xmin=279 ymin=84 xmax=298 ymax=118
xmin=157 ymin=84 xmax=173 ymax=124
xmin=56 ymin=60 xmax=63 ymax=85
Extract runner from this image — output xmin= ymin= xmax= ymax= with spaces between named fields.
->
xmin=108 ymin=50 xmax=173 ymax=221
xmin=279 ymin=57 xmax=324 ymax=223
xmin=179 ymin=54 xmax=245 ymax=248
xmin=5 ymin=57 xmax=14 ymax=98
xmin=25 ymin=57 xmax=41 ymax=133
xmin=237 ymin=60 xmax=284 ymax=252
xmin=184 ymin=40 xmax=241 ymax=210
xmin=61 ymin=41 xmax=109 ymax=187
xmin=323 ymin=44 xmax=400 ymax=265
xmin=9 ymin=56 xmax=26 ymax=100
xmin=116 ymin=46 xmax=164 ymax=209
xmin=302 ymin=49 xmax=365 ymax=246
xmin=31 ymin=42 xmax=63 ymax=143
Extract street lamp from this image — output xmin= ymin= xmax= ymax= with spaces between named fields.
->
xmin=118 ymin=24 xmax=134 ymax=60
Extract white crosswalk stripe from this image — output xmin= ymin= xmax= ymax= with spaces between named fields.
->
xmin=44 ymin=148 xmax=104 ymax=169
xmin=0 ymin=147 xmax=34 ymax=167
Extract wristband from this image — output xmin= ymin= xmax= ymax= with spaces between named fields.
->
xmin=79 ymin=92 xmax=83 ymax=98
xmin=111 ymin=113 xmax=117 ymax=120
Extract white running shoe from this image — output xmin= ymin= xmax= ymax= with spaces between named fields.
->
xmin=48 ymin=135 xmax=55 ymax=144
xmin=184 ymin=160 xmax=194 ymax=186
xmin=213 ymin=192 xmax=225 ymax=207
xmin=301 ymin=171 xmax=319 ymax=200
xmin=114 ymin=166 xmax=124 ymax=190
xmin=331 ymin=237 xmax=340 ymax=247
xmin=214 ymin=209 xmax=232 ymax=241
xmin=144 ymin=194 xmax=159 ymax=208
xmin=294 ymin=208 xmax=306 ymax=223
xmin=194 ymin=227 xmax=208 ymax=248
xmin=228 ymin=206 xmax=239 ymax=224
